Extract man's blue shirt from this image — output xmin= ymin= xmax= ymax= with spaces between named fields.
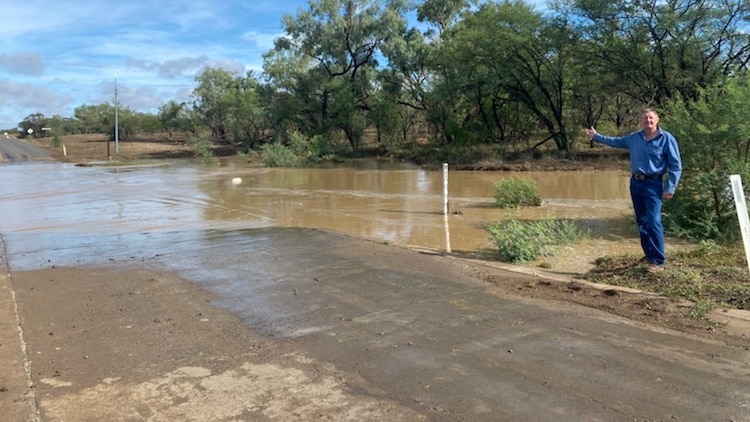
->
xmin=593 ymin=128 xmax=683 ymax=194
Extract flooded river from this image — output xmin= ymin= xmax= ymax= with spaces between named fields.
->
xmin=0 ymin=160 xmax=638 ymax=273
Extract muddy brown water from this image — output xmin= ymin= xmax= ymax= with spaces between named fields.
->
xmin=0 ymin=160 xmax=639 ymax=273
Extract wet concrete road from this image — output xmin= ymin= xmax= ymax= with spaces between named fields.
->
xmin=1 ymin=161 xmax=749 ymax=420
xmin=0 ymin=138 xmax=51 ymax=162
xmin=2 ymin=227 xmax=750 ymax=421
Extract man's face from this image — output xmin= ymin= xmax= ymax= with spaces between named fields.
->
xmin=641 ymin=111 xmax=659 ymax=132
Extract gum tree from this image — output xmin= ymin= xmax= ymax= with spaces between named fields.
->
xmin=433 ymin=1 xmax=580 ymax=154
xmin=263 ymin=0 xmax=409 ymax=152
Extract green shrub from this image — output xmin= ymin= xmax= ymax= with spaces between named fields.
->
xmin=487 ymin=217 xmax=588 ymax=263
xmin=260 ymin=142 xmax=301 ymax=167
xmin=187 ymin=134 xmax=218 ymax=165
xmin=493 ymin=177 xmax=542 ymax=208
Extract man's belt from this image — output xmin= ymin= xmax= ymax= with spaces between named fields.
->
xmin=632 ymin=173 xmax=663 ymax=180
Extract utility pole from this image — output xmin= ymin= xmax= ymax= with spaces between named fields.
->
xmin=114 ymin=74 xmax=119 ymax=154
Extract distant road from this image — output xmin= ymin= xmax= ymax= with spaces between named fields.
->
xmin=0 ymin=138 xmax=52 ymax=162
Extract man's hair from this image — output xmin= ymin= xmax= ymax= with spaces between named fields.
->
xmin=642 ymin=108 xmax=659 ymax=118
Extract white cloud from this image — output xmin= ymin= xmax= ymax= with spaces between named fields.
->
xmin=0 ymin=79 xmax=74 ymax=127
xmin=242 ymin=31 xmax=285 ymax=50
xmin=0 ymin=0 xmax=310 ymax=129
xmin=0 ymin=53 xmax=45 ymax=76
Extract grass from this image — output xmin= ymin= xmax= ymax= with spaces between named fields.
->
xmin=580 ymin=241 xmax=750 ymax=315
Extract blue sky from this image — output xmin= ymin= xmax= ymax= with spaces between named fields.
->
xmin=0 ymin=0 xmax=307 ymax=130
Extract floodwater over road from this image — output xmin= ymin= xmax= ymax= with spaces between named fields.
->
xmin=0 ymin=159 xmax=641 ymax=334
xmin=0 ymin=159 xmax=636 ymax=272
xmin=5 ymin=160 xmax=750 ymax=422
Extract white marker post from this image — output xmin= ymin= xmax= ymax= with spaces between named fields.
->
xmin=443 ymin=163 xmax=451 ymax=254
xmin=114 ymin=75 xmax=119 ymax=154
xmin=729 ymin=174 xmax=750 ymax=274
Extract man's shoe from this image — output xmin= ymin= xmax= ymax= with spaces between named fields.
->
xmin=646 ymin=263 xmax=664 ymax=273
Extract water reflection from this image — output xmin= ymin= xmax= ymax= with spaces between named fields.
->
xmin=0 ymin=160 xmax=634 ymax=259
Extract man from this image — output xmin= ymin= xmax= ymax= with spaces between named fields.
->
xmin=584 ymin=109 xmax=683 ymax=273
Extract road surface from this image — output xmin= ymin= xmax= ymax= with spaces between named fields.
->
xmin=1 ymin=227 xmax=749 ymax=421
xmin=0 ymin=137 xmax=52 ymax=162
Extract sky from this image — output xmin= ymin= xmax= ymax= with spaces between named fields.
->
xmin=0 ymin=0 xmax=308 ymax=130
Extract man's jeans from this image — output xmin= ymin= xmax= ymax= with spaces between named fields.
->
xmin=630 ymin=178 xmax=665 ymax=265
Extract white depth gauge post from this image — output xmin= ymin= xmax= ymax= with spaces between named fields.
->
xmin=443 ymin=163 xmax=451 ymax=254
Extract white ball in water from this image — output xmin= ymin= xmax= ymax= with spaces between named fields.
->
xmin=231 ymin=177 xmax=242 ymax=185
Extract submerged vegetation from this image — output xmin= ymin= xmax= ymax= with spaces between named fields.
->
xmin=493 ymin=177 xmax=542 ymax=208
xmin=487 ymin=177 xmax=585 ymax=262
xmin=487 ymin=217 xmax=589 ymax=263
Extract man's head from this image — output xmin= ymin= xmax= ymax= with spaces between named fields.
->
xmin=641 ymin=109 xmax=660 ymax=134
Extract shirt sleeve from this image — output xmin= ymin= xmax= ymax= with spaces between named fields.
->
xmin=592 ymin=133 xmax=631 ymax=149
xmin=664 ymin=132 xmax=683 ymax=195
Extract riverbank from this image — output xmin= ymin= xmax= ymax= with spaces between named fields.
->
xmin=25 ymin=133 xmax=632 ymax=171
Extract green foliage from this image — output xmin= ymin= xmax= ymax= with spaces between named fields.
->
xmin=158 ymin=101 xmax=192 ymax=136
xmin=260 ymin=142 xmax=301 ymax=167
xmin=265 ymin=0 xmax=409 ymax=153
xmin=432 ymin=1 xmax=578 ymax=152
xmin=487 ymin=217 xmax=589 ymax=263
xmin=73 ymin=104 xmax=113 ymax=134
xmin=187 ymin=133 xmax=218 ymax=165
xmin=571 ymin=0 xmax=746 ymax=106
xmin=290 ymin=132 xmax=333 ymax=161
xmin=51 ymin=133 xmax=61 ymax=147
xmin=662 ymin=79 xmax=750 ymax=242
xmin=493 ymin=177 xmax=542 ymax=208
xmin=138 ymin=113 xmax=163 ymax=133
xmin=109 ymin=113 xmax=139 ymax=142
xmin=259 ymin=131 xmax=335 ymax=167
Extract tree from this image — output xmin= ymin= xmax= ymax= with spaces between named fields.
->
xmin=416 ymin=0 xmax=473 ymax=34
xmin=433 ymin=1 xmax=580 ymax=153
xmin=74 ymin=104 xmax=113 ymax=134
xmin=18 ymin=113 xmax=46 ymax=138
xmin=570 ymin=0 xmax=750 ymax=106
xmin=100 ymin=105 xmax=138 ymax=142
xmin=138 ymin=113 xmax=163 ymax=134
xmin=191 ymin=68 xmax=237 ymax=143
xmin=662 ymin=78 xmax=750 ymax=241
xmin=379 ymin=27 xmax=434 ymax=144
xmin=158 ymin=101 xmax=191 ymax=138
xmin=265 ymin=0 xmax=410 ymax=152
xmin=230 ymin=72 xmax=269 ymax=150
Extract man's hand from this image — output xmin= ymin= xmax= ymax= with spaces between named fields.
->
xmin=663 ymin=192 xmax=673 ymax=200
xmin=584 ymin=127 xmax=597 ymax=139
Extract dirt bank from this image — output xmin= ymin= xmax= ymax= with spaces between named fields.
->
xmin=26 ymin=133 xmax=196 ymax=163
